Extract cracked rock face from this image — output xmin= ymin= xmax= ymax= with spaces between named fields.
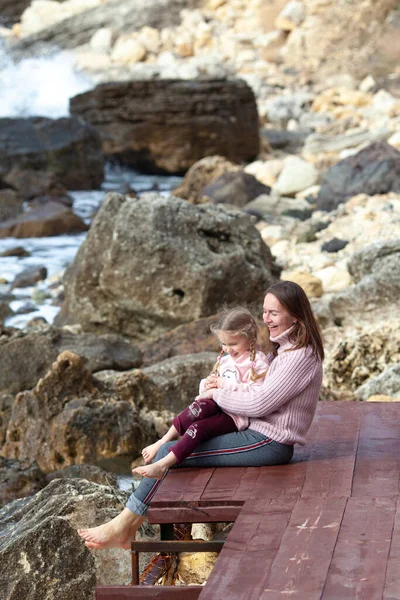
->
xmin=56 ymin=192 xmax=278 ymax=340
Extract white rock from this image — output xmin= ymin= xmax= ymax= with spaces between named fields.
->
xmin=273 ymin=156 xmax=318 ymax=196
xmin=313 ymin=265 xmax=352 ymax=293
xmin=244 ymin=159 xmax=283 ymax=187
xmin=275 ymin=0 xmax=305 ymax=31
xmin=137 ymin=27 xmax=161 ymax=54
xmin=111 ymin=36 xmax=146 ymax=64
xmin=388 ymin=131 xmax=400 ymax=150
xmin=20 ymin=0 xmax=100 ymax=36
xmin=296 ymin=184 xmax=320 ymax=199
xmin=359 ymin=75 xmax=376 ymax=93
xmin=261 ymin=225 xmax=289 ymax=247
xmin=90 ymin=28 xmax=115 ymax=53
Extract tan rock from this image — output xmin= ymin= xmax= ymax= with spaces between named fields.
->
xmin=111 ymin=35 xmax=146 ymax=64
xmin=244 ymin=159 xmax=283 ymax=187
xmin=281 ymin=270 xmax=323 ymax=297
xmin=176 ymin=552 xmax=218 ymax=585
xmin=366 ymin=394 xmax=400 ymax=402
xmin=172 ymin=155 xmax=239 ymax=204
xmin=275 ymin=0 xmax=305 ymax=31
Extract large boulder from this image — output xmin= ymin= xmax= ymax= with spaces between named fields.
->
xmin=316 ymin=142 xmax=400 ymax=211
xmin=1 ymin=351 xmax=162 ymax=472
xmin=173 ymin=155 xmax=240 ymax=204
xmin=0 ymin=478 xmax=132 ymax=599
xmin=0 ymin=189 xmax=24 ymax=222
xmin=69 ymin=79 xmax=259 ymax=173
xmin=56 ymin=192 xmax=278 ymax=339
xmin=329 ymin=239 xmax=400 ymax=326
xmin=355 ymin=363 xmax=400 ymax=401
xmin=0 ymin=117 xmax=104 ymax=199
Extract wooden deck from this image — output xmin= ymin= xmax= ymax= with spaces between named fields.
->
xmin=97 ymin=401 xmax=400 ymax=599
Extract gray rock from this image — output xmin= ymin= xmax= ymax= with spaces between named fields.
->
xmin=201 ymin=171 xmax=271 ymax=207
xmin=321 ymin=238 xmax=349 ymax=253
xmin=0 ymin=478 xmax=132 ymax=599
xmin=0 ymin=0 xmax=31 ymax=27
xmin=0 ymin=457 xmax=46 ymax=508
xmin=355 ymin=363 xmax=400 ymax=400
xmin=0 ymin=246 xmax=30 ymax=258
xmin=316 ymin=141 xmax=400 ymax=211
xmin=70 ymin=79 xmax=259 ymax=174
xmin=142 ymin=352 xmax=216 ymax=414
xmin=261 ymin=128 xmax=309 ymax=151
xmin=45 ymin=464 xmax=117 ymax=488
xmin=11 ymin=266 xmax=47 ymax=289
xmin=0 ymin=117 xmax=104 ymax=199
xmin=0 ymin=189 xmax=24 ymax=222
xmin=55 ymin=192 xmax=278 ymax=339
xmin=304 ymin=127 xmax=390 ymax=158
xmin=262 ymin=92 xmax=313 ymax=127
xmin=329 ymin=239 xmax=400 ymax=326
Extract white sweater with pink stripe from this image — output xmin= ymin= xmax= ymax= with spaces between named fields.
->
xmin=213 ymin=329 xmax=323 ymax=446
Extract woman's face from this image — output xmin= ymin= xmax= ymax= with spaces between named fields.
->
xmin=263 ymin=293 xmax=295 ymax=337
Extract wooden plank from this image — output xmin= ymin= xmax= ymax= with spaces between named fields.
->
xmin=131 ymin=540 xmax=224 ymax=552
xmin=383 ymin=496 xmax=400 ymax=600
xmin=198 ymin=498 xmax=297 ymax=600
xmin=199 ymin=467 xmax=261 ymax=503
xmin=150 ymin=468 xmax=215 ymax=506
xmin=322 ymin=497 xmax=396 ymax=599
xmin=352 ymin=402 xmax=400 ymax=497
xmin=259 ymin=497 xmax=347 ymax=599
xmin=96 ymin=586 xmax=202 ymax=599
xmin=300 ymin=401 xmax=362 ymax=498
xmin=148 ymin=504 xmax=242 ymax=524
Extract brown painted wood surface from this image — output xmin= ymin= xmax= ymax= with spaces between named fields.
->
xmin=96 ymin=401 xmax=400 ymax=599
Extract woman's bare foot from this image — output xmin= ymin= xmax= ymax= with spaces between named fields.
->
xmin=142 ymin=440 xmax=164 ymax=464
xmin=77 ymin=508 xmax=145 ymax=550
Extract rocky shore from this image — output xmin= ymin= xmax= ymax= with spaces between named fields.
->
xmin=0 ymin=0 xmax=399 ymax=596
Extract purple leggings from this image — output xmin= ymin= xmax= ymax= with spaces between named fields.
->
xmin=171 ymin=398 xmax=237 ymax=463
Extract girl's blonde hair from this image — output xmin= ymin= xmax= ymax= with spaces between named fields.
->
xmin=210 ymin=307 xmax=267 ymax=382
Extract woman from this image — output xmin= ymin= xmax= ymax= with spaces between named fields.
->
xmin=78 ymin=281 xmax=324 ymax=549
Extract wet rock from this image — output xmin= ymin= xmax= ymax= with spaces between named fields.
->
xmin=70 ymin=79 xmax=259 ymax=173
xmin=0 ymin=117 xmax=104 ymax=199
xmin=0 ymin=457 xmax=46 ymax=508
xmin=1 ymin=351 xmax=161 ymax=472
xmin=355 ymin=363 xmax=400 ymax=401
xmin=55 ymin=192 xmax=278 ymax=340
xmin=0 ymin=200 xmax=89 ymax=238
xmin=14 ymin=302 xmax=39 ymax=315
xmin=0 ymin=478 xmax=132 ymax=599
xmin=11 ymin=266 xmax=47 ymax=289
xmin=0 ymin=189 xmax=24 ymax=222
xmin=321 ymin=238 xmax=349 ymax=253
xmin=173 ymin=155 xmax=239 ymax=204
xmin=200 ymin=171 xmax=271 ymax=207
xmin=0 ymin=246 xmax=30 ymax=258
xmin=316 ymin=142 xmax=400 ymax=211
xmin=0 ymin=301 xmax=13 ymax=324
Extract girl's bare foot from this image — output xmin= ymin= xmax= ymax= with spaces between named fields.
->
xmin=77 ymin=508 xmax=145 ymax=550
xmin=142 ymin=440 xmax=163 ymax=464
xmin=133 ymin=463 xmax=168 ymax=480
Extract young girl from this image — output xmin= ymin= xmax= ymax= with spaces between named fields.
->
xmin=133 ymin=307 xmax=270 ymax=480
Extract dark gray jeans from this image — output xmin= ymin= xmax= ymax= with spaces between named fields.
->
xmin=126 ymin=429 xmax=294 ymax=516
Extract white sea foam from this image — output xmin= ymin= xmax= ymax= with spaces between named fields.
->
xmin=0 ymin=44 xmax=93 ymax=118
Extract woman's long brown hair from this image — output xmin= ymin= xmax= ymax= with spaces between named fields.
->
xmin=265 ymin=281 xmax=324 ymax=360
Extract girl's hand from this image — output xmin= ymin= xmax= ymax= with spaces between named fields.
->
xmin=204 ymin=374 xmax=217 ymax=390
xmin=195 ymin=389 xmax=216 ymax=401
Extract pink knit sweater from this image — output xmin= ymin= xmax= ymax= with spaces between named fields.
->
xmin=199 ymin=350 xmax=269 ymax=431
xmin=213 ymin=328 xmax=323 ymax=446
